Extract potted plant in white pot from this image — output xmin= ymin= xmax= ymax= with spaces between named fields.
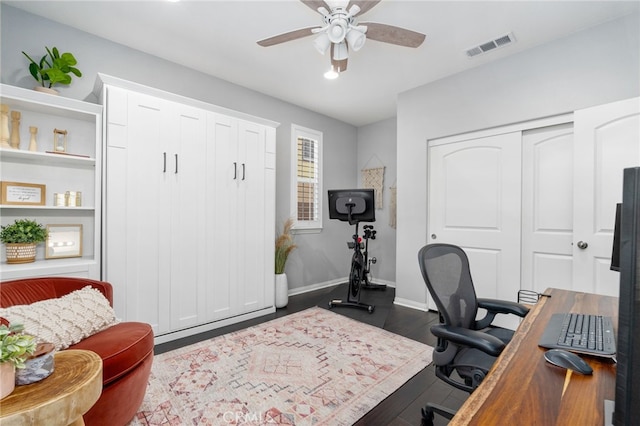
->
xmin=0 ymin=323 xmax=36 ymax=399
xmin=0 ymin=219 xmax=48 ymax=264
xmin=21 ymin=46 xmax=82 ymax=95
xmin=275 ymin=218 xmax=297 ymax=308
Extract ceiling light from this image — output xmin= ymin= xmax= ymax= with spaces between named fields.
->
xmin=324 ymin=66 xmax=339 ymax=79
xmin=333 ymin=42 xmax=348 ymax=61
xmin=327 ymin=19 xmax=348 ymax=43
xmin=313 ymin=33 xmax=331 ymax=55
xmin=346 ymin=26 xmax=366 ymax=51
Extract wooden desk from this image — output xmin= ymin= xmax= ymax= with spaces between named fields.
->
xmin=451 ymin=288 xmax=617 ymax=425
xmin=0 ymin=350 xmax=102 ymax=426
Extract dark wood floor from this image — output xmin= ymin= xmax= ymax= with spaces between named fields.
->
xmin=155 ymin=283 xmax=468 ymax=425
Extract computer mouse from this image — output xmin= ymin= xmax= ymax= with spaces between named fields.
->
xmin=544 ymin=349 xmax=593 ymax=375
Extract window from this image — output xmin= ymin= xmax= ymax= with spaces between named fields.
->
xmin=291 ymin=124 xmax=322 ymax=231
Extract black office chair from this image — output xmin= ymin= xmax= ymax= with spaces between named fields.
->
xmin=418 ymin=243 xmax=529 ymax=425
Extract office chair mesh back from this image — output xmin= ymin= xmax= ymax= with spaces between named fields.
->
xmin=419 ymin=244 xmax=495 ymax=392
xmin=420 ymin=244 xmax=478 ymax=330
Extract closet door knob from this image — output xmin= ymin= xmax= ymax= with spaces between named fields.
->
xmin=242 ymin=163 xmax=246 ymax=180
xmin=174 ymin=154 xmax=178 ymax=174
xmin=577 ymin=241 xmax=588 ymax=249
xmin=233 ymin=162 xmax=237 ymax=180
xmin=163 ymin=152 xmax=167 ymax=173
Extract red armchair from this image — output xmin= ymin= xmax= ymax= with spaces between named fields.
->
xmin=0 ymin=277 xmax=153 ymax=426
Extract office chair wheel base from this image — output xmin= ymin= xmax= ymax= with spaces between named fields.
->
xmin=421 ymin=407 xmax=434 ymax=426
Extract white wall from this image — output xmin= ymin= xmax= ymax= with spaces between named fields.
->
xmin=357 ymin=117 xmax=397 ymax=284
xmin=0 ymin=4 xmax=366 ymax=292
xmin=395 ymin=13 xmax=640 ymax=309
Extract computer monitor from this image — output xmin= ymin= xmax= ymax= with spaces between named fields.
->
xmin=608 ymin=166 xmax=640 ymax=426
xmin=327 ymin=189 xmax=375 ymax=224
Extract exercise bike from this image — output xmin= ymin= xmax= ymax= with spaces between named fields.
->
xmin=327 ymin=189 xmax=376 ymax=313
xmin=360 ymin=224 xmax=386 ymax=291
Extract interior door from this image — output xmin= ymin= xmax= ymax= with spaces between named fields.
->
xmin=573 ymin=97 xmax=640 ymax=297
xmin=428 ymin=131 xmax=522 ymax=322
xmin=521 ymin=123 xmax=575 ymax=293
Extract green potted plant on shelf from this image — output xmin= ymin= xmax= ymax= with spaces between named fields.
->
xmin=21 ymin=46 xmax=82 ymax=94
xmin=275 ymin=217 xmax=297 ymax=308
xmin=0 ymin=219 xmax=48 ymax=264
xmin=0 ymin=323 xmax=36 ymax=399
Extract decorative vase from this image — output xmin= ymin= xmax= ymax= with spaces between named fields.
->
xmin=0 ymin=362 xmax=16 ymax=400
xmin=33 ymin=86 xmax=59 ymax=96
xmin=28 ymin=126 xmax=38 ymax=152
xmin=275 ymin=273 xmax=289 ymax=308
xmin=15 ymin=343 xmax=55 ymax=385
xmin=5 ymin=243 xmax=37 ymax=264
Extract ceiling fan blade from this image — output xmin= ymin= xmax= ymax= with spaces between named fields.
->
xmin=360 ymin=22 xmax=426 ymax=48
xmin=300 ymin=0 xmax=331 ymax=13
xmin=348 ymin=0 xmax=381 ymax=15
xmin=257 ymin=26 xmax=319 ymax=47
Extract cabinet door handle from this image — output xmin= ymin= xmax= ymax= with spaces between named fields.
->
xmin=175 ymin=154 xmax=178 ymax=174
xmin=163 ymin=152 xmax=167 ymax=173
xmin=242 ymin=163 xmax=246 ymax=180
xmin=233 ymin=162 xmax=237 ymax=180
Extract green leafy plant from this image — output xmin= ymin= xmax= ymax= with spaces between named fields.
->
xmin=0 ymin=219 xmax=48 ymax=244
xmin=275 ymin=218 xmax=297 ymax=274
xmin=22 ymin=47 xmax=82 ymax=88
xmin=0 ymin=324 xmax=36 ymax=369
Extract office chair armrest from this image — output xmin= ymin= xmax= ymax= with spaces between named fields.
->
xmin=431 ymin=324 xmax=506 ymax=357
xmin=478 ymin=298 xmax=529 ymax=317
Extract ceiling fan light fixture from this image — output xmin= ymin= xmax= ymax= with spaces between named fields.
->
xmin=313 ymin=33 xmax=331 ymax=55
xmin=332 ymin=41 xmax=348 ymax=60
xmin=346 ymin=27 xmax=366 ymax=51
xmin=327 ymin=19 xmax=348 ymax=43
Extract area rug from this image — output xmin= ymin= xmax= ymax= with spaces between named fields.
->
xmin=129 ymin=307 xmax=433 ymax=425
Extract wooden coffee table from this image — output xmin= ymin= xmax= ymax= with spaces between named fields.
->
xmin=0 ymin=349 xmax=102 ymax=426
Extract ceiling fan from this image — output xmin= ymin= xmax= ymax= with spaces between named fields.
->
xmin=257 ymin=0 xmax=426 ymax=75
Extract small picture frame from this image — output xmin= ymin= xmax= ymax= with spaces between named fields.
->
xmin=1 ymin=181 xmax=46 ymax=206
xmin=46 ymin=224 xmax=83 ymax=259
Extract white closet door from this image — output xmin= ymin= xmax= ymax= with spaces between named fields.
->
xmin=573 ymin=97 xmax=640 ymax=297
xmin=428 ymin=131 xmax=522 ymax=312
xmin=207 ymin=113 xmax=238 ymax=320
xmin=169 ymin=103 xmax=207 ymax=330
xmin=236 ymin=120 xmax=267 ymax=314
xmin=126 ymin=92 xmax=172 ymax=335
xmin=521 ymin=123 xmax=575 ymax=293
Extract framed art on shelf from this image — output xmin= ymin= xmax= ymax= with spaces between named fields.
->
xmin=1 ymin=181 xmax=46 ymax=206
xmin=46 ymin=224 xmax=82 ymax=259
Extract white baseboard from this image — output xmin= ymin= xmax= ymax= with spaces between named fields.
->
xmin=288 ymin=278 xmax=396 ymax=297
xmin=393 ymin=297 xmax=428 ymax=312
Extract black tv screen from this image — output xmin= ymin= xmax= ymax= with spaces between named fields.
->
xmin=327 ymin=189 xmax=375 ymax=223
xmin=612 ymin=167 xmax=640 ymax=426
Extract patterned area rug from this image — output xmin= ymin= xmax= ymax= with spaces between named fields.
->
xmin=130 ymin=307 xmax=433 ymax=425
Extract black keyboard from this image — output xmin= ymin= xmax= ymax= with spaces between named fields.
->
xmin=538 ymin=313 xmax=616 ymax=357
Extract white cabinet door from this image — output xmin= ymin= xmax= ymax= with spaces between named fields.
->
xmin=206 ymin=113 xmax=237 ymax=320
xmin=573 ymin=97 xmax=640 ymax=297
xmin=237 ymin=120 xmax=268 ymax=314
xmin=169 ymin=103 xmax=207 ymax=330
xmin=207 ymin=114 xmax=273 ymax=318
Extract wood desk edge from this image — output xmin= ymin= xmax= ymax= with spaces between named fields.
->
xmin=449 ymin=288 xmax=618 ymax=425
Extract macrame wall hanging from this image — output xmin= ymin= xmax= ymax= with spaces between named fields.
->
xmin=362 ymin=166 xmax=385 ymax=209
xmin=389 ymin=183 xmax=397 ymax=229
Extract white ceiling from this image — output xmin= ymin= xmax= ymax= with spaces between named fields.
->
xmin=6 ymin=0 xmax=639 ymax=126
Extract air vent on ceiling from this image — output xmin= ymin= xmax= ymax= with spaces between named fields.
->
xmin=465 ymin=32 xmax=516 ymax=58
